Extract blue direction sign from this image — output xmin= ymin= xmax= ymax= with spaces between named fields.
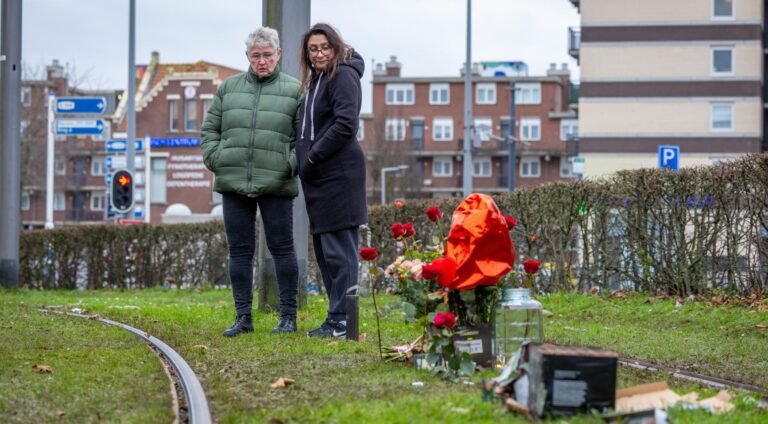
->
xmin=106 ymin=139 xmax=144 ymax=153
xmin=55 ymin=119 xmax=104 ymax=135
xmin=55 ymin=97 xmax=106 ymax=114
xmin=658 ymin=145 xmax=680 ymax=172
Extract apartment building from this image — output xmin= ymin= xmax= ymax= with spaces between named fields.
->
xmin=568 ymin=0 xmax=765 ymax=177
xmin=20 ymin=60 xmax=119 ymax=228
xmin=361 ymin=56 xmax=579 ymax=204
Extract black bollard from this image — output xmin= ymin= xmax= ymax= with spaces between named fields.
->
xmin=345 ymin=292 xmax=359 ymax=342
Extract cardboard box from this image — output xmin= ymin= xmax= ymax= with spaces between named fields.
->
xmin=452 ymin=324 xmax=494 ymax=368
xmin=526 ymin=344 xmax=618 ymax=417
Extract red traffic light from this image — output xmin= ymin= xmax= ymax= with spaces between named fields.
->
xmin=118 ymin=174 xmax=131 ymax=187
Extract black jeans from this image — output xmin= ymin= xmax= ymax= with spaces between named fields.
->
xmin=313 ymin=226 xmax=360 ymax=321
xmin=223 ymin=193 xmax=298 ymax=318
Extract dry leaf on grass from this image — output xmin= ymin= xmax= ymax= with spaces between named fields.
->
xmin=327 ymin=341 xmax=340 ymax=346
xmin=56 ymin=411 xmax=65 ymax=417
xmin=358 ymin=333 xmax=367 ymax=343
xmin=269 ymin=377 xmax=295 ymax=389
xmin=32 ymin=364 xmax=53 ymax=373
xmin=756 ymin=324 xmax=766 ymax=330
xmin=193 ymin=344 xmax=209 ymax=350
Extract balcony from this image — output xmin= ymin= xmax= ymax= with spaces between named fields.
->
xmin=568 ymin=27 xmax=581 ymax=61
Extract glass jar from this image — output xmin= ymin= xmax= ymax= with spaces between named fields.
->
xmin=493 ymin=288 xmax=543 ymax=367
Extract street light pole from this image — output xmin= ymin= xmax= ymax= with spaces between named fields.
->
xmin=507 ymin=82 xmax=517 ymax=192
xmin=462 ymin=0 xmax=473 ymax=197
xmin=380 ymin=165 xmax=408 ymax=205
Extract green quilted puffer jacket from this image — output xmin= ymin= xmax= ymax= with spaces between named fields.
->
xmin=200 ymin=65 xmax=301 ymax=196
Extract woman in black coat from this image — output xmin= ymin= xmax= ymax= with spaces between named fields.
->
xmin=297 ymin=23 xmax=367 ymax=338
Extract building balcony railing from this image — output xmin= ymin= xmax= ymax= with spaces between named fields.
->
xmin=568 ymin=27 xmax=580 ymax=60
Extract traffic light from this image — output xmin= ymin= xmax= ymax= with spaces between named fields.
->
xmin=111 ymin=169 xmax=134 ymax=213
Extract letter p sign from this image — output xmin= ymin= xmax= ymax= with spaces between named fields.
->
xmin=658 ymin=145 xmax=680 ymax=172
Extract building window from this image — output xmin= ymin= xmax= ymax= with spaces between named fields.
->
xmin=91 ymin=157 xmax=106 ymax=176
xmin=432 ymin=117 xmax=453 ymax=141
xmin=520 ymin=157 xmax=541 ymax=178
xmin=55 ymin=159 xmax=67 ymax=176
xmin=356 ymin=120 xmax=364 ymax=141
xmin=476 ymin=83 xmax=496 ymax=105
xmin=515 ymin=83 xmax=542 ymax=105
xmin=385 ymin=118 xmax=406 ymax=141
xmin=520 ymin=118 xmax=541 ymax=141
xmin=473 ymin=158 xmax=492 ymax=177
xmin=560 ymin=119 xmax=579 ymax=141
xmin=711 ymin=104 xmax=733 ymax=131
xmin=712 ymin=0 xmax=733 ymax=18
xmin=429 ymin=83 xmax=449 ymax=105
xmin=560 ymin=157 xmax=574 ymax=178
xmin=20 ymin=120 xmax=30 ymax=137
xmin=150 ymin=157 xmax=167 ymax=203
xmin=53 ymin=191 xmax=66 ymax=211
xmin=411 ymin=119 xmax=424 ymax=143
xmin=711 ymin=47 xmax=733 ymax=75
xmin=21 ymin=87 xmax=32 ymax=107
xmin=432 ymin=157 xmax=453 ymax=177
xmin=474 ymin=118 xmax=492 ymax=142
xmin=169 ymin=99 xmax=179 ymax=132
xmin=21 ymin=192 xmax=30 ymax=210
xmin=385 ymin=84 xmax=415 ymax=105
xmin=184 ymin=98 xmax=197 ymax=132
xmin=202 ymin=98 xmax=213 ymax=118
xmin=90 ymin=192 xmax=106 ymax=211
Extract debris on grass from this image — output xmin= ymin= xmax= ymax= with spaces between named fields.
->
xmin=32 ymin=364 xmax=53 ymax=373
xmin=269 ymin=377 xmax=295 ymax=389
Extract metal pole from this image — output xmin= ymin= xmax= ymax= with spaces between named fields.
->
xmin=462 ymin=0 xmax=473 ymax=197
xmin=0 ymin=0 xmax=23 ymax=288
xmin=260 ymin=0 xmax=311 ymax=313
xmin=508 ymin=82 xmax=516 ymax=191
xmin=126 ymin=0 xmax=136 ymax=217
xmin=381 ymin=171 xmax=386 ymax=205
xmin=45 ymin=95 xmax=55 ymax=228
xmin=144 ymin=135 xmax=151 ymax=223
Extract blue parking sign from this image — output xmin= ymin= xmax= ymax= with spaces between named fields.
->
xmin=658 ymin=145 xmax=679 ymax=172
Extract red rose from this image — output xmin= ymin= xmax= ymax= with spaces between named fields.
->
xmin=421 ymin=257 xmax=458 ymax=289
xmin=523 ymin=259 xmax=541 ymax=275
xmin=394 ymin=199 xmax=405 ymax=208
xmin=390 ymin=222 xmax=405 ymax=238
xmin=402 ymin=222 xmax=415 ymax=238
xmin=359 ymin=247 xmax=378 ymax=261
xmin=504 ymin=215 xmax=517 ymax=230
xmin=433 ymin=312 xmax=457 ymax=329
xmin=425 ymin=206 xmax=443 ymax=222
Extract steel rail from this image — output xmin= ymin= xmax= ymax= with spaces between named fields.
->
xmin=40 ymin=309 xmax=211 ymax=424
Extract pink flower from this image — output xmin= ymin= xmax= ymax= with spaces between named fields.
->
xmin=433 ymin=312 xmax=457 ymax=329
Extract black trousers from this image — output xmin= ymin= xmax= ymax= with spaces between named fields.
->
xmin=223 ymin=193 xmax=298 ymax=318
xmin=312 ymin=226 xmax=359 ymax=321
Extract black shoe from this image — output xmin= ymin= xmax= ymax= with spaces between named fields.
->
xmin=271 ymin=317 xmax=297 ymax=334
xmin=307 ymin=319 xmax=346 ymax=338
xmin=223 ymin=314 xmax=253 ymax=337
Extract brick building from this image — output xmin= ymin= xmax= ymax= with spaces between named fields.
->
xmin=112 ymin=52 xmax=241 ymax=223
xmin=360 ymin=56 xmax=579 ymax=204
xmin=20 ymin=60 xmax=120 ymax=228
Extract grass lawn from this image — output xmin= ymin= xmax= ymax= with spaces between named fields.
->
xmin=1 ymin=288 xmax=766 ymax=423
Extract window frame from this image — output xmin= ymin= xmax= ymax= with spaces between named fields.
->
xmin=515 ymin=83 xmax=542 ymax=105
xmin=711 ymin=46 xmax=734 ymax=76
xmin=169 ymin=99 xmax=179 ymax=132
xmin=432 ymin=117 xmax=454 ymax=142
xmin=472 ymin=158 xmax=492 ymax=177
xmin=476 ymin=83 xmax=497 ymax=105
xmin=560 ymin=157 xmax=574 ymax=178
xmin=432 ymin=157 xmax=454 ymax=177
xmin=560 ymin=119 xmax=579 ymax=141
xmin=474 ymin=117 xmax=493 ymax=142
xmin=710 ymin=103 xmax=734 ymax=132
xmin=184 ymin=98 xmax=198 ymax=132
xmin=385 ymin=83 xmax=415 ymax=105
xmin=711 ymin=0 xmax=734 ymax=19
xmin=21 ymin=192 xmax=30 ymax=210
xmin=520 ymin=117 xmax=542 ymax=141
xmin=53 ymin=191 xmax=66 ymax=211
xmin=21 ymin=86 xmax=32 ymax=107
xmin=90 ymin=192 xmax=106 ymax=211
xmin=385 ymin=118 xmax=406 ymax=141
xmin=356 ymin=119 xmax=364 ymax=141
xmin=429 ymin=83 xmax=450 ymax=105
xmin=520 ymin=157 xmax=541 ymax=178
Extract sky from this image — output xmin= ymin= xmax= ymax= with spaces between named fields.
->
xmin=20 ymin=0 xmax=580 ymax=113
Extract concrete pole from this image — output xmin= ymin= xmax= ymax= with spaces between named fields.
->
xmin=259 ymin=0 xmax=311 ymax=313
xmin=45 ymin=95 xmax=55 ymax=229
xmin=0 ymin=0 xmax=23 ymax=288
xmin=126 ymin=0 xmax=136 ymax=217
xmin=462 ymin=0 xmax=473 ymax=197
xmin=507 ymin=82 xmax=517 ymax=191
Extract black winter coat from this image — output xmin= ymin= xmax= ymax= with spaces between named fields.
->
xmin=297 ymin=51 xmax=367 ymax=234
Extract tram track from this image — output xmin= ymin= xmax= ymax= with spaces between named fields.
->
xmin=40 ymin=309 xmax=211 ymax=424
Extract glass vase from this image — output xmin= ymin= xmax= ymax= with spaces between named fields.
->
xmin=493 ymin=288 xmax=543 ymax=367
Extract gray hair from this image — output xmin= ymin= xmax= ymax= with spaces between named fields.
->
xmin=245 ymin=27 xmax=280 ymax=51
